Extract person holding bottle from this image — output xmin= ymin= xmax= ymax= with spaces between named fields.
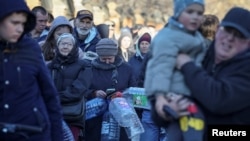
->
xmin=85 ymin=38 xmax=136 ymax=141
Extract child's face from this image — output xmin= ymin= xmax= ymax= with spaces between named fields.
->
xmin=178 ymin=4 xmax=204 ymax=32
xmin=0 ymin=12 xmax=27 ymax=43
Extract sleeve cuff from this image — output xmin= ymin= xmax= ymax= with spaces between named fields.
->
xmin=180 ymin=61 xmax=196 ymax=74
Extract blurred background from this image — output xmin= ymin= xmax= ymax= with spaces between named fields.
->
xmin=26 ymin=0 xmax=250 ymax=30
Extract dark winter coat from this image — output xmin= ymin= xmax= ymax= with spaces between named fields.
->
xmin=0 ymin=1 xmax=63 ymax=141
xmin=89 ymin=56 xmax=136 ymax=97
xmin=181 ymin=43 xmax=250 ymax=125
xmin=128 ymin=54 xmax=143 ymax=83
xmin=47 ymin=43 xmax=92 ymax=129
xmin=74 ymin=27 xmax=100 ymax=53
xmin=128 ymin=32 xmax=151 ymax=84
xmin=85 ymin=56 xmax=136 ymax=141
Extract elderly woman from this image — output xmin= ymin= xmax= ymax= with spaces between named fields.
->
xmin=41 ymin=16 xmax=85 ymax=64
xmin=85 ymin=38 xmax=136 ymax=141
xmin=47 ymin=33 xmax=92 ymax=141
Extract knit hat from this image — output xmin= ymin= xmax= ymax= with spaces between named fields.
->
xmin=220 ymin=7 xmax=250 ymax=39
xmin=138 ymin=32 xmax=151 ymax=45
xmin=173 ymin=0 xmax=205 ymax=18
xmin=96 ymin=38 xmax=118 ymax=56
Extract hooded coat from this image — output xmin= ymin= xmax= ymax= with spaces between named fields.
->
xmin=0 ymin=1 xmax=63 ymax=141
xmin=128 ymin=32 xmax=151 ymax=83
xmin=41 ymin=16 xmax=73 ymax=62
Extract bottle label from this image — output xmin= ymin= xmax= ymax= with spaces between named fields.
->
xmin=127 ymin=87 xmax=151 ymax=109
xmin=101 ymin=121 xmax=109 ymax=134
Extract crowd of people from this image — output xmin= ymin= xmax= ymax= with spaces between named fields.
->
xmin=0 ymin=0 xmax=250 ymax=141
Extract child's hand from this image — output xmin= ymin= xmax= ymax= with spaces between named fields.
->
xmin=155 ymin=93 xmax=191 ymax=120
xmin=176 ymin=53 xmax=192 ymax=69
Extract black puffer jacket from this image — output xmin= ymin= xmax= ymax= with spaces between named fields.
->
xmin=48 ymin=44 xmax=92 ymax=129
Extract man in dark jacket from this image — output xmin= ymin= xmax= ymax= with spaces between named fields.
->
xmin=0 ymin=0 xmax=63 ymax=141
xmin=73 ymin=9 xmax=100 ymax=61
xmin=148 ymin=7 xmax=250 ymax=141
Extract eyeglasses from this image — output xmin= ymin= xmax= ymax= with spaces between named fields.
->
xmin=107 ymin=24 xmax=115 ymax=27
xmin=220 ymin=26 xmax=246 ymax=39
xmin=59 ymin=42 xmax=73 ymax=47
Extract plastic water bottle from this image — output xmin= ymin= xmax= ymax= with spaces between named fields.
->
xmin=62 ymin=120 xmax=74 ymax=141
xmin=85 ymin=98 xmax=107 ymax=120
xmin=101 ymin=111 xmax=120 ymax=141
xmin=109 ymin=97 xmax=144 ymax=141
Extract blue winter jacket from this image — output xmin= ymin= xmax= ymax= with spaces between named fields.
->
xmin=0 ymin=1 xmax=63 ymax=141
xmin=74 ymin=27 xmax=101 ymax=53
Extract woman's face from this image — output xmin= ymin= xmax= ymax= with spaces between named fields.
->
xmin=99 ymin=56 xmax=115 ymax=64
xmin=139 ymin=41 xmax=150 ymax=54
xmin=0 ymin=12 xmax=27 ymax=43
xmin=58 ymin=37 xmax=74 ymax=56
xmin=53 ymin=26 xmax=71 ymax=41
xmin=121 ymin=36 xmax=131 ymax=49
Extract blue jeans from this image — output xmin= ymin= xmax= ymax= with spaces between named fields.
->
xmin=140 ymin=110 xmax=167 ymax=141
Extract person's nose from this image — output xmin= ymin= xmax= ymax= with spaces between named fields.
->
xmin=192 ymin=13 xmax=200 ymax=21
xmin=17 ymin=24 xmax=24 ymax=34
xmin=41 ymin=21 xmax=47 ymax=26
xmin=227 ymin=33 xmax=235 ymax=41
xmin=81 ymin=23 xmax=88 ymax=28
xmin=105 ymin=60 xmax=110 ymax=64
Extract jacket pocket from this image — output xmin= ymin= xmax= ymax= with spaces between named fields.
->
xmin=32 ymin=107 xmax=49 ymax=131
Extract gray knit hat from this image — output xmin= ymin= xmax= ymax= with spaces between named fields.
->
xmin=174 ymin=0 xmax=205 ymax=18
xmin=96 ymin=38 xmax=118 ymax=56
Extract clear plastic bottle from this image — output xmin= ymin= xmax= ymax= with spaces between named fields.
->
xmin=62 ymin=120 xmax=74 ymax=141
xmin=85 ymin=98 xmax=107 ymax=120
xmin=109 ymin=97 xmax=144 ymax=141
xmin=101 ymin=111 xmax=120 ymax=141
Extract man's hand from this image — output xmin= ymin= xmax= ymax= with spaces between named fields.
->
xmin=176 ymin=54 xmax=192 ymax=70
xmin=155 ymin=93 xmax=191 ymax=120
xmin=95 ymin=90 xmax=107 ymax=98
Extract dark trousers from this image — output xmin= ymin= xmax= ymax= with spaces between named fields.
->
xmin=85 ymin=115 xmax=131 ymax=141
